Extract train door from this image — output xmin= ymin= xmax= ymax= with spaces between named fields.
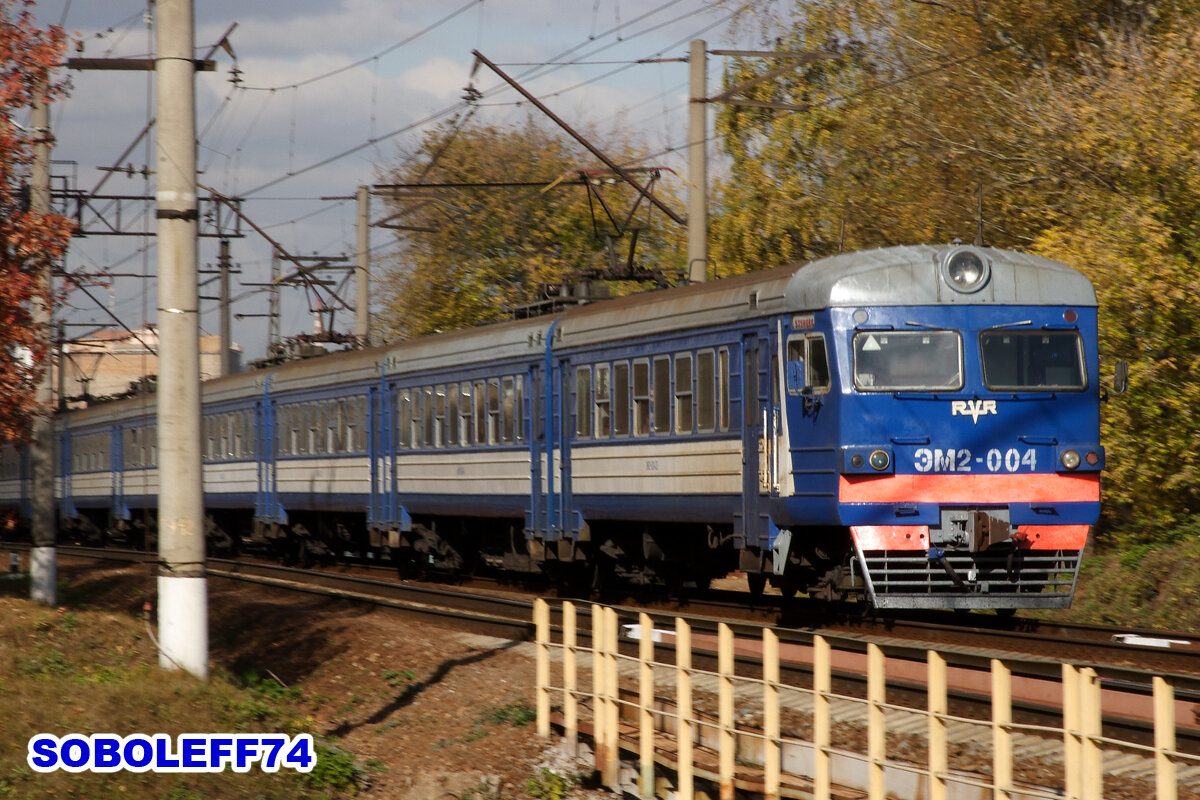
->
xmin=526 ymin=320 xmax=580 ymax=547
xmin=254 ymin=378 xmax=285 ymax=527
xmin=739 ymin=331 xmax=775 ymax=554
xmin=110 ymin=425 xmax=130 ymax=526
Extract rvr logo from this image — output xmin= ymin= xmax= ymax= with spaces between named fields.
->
xmin=951 ymin=399 xmax=997 ymax=424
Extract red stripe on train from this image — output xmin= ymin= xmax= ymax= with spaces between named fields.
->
xmin=839 ymin=472 xmax=1100 ymax=504
xmin=851 ymin=524 xmax=1090 ymax=551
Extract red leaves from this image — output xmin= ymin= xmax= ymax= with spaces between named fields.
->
xmin=0 ymin=0 xmax=71 ymax=446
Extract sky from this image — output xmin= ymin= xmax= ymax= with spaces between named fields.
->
xmin=27 ymin=0 xmax=760 ymax=377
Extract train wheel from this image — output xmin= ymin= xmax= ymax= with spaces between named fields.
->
xmin=746 ymin=571 xmax=767 ymax=596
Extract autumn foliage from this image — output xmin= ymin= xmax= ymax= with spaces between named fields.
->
xmin=0 ymin=0 xmax=73 ymax=445
xmin=378 ymin=117 xmax=686 ymax=340
xmin=710 ymin=1 xmax=1200 ymax=544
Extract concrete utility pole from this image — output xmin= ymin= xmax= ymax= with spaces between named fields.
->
xmin=355 ymin=185 xmax=370 ymax=346
xmin=155 ymin=0 xmax=208 ymax=679
xmin=29 ymin=74 xmax=56 ymax=606
xmin=687 ymin=40 xmax=708 ymax=284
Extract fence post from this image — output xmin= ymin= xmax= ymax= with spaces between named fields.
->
xmin=603 ymin=606 xmax=620 ymax=789
xmin=814 ymin=634 xmax=831 ymax=800
xmin=1080 ymin=667 xmax=1102 ymax=800
xmin=563 ymin=601 xmax=578 ymax=753
xmin=592 ymin=604 xmax=608 ymax=783
xmin=763 ymin=628 xmax=780 ymax=800
xmin=928 ymin=649 xmax=947 ymax=800
xmin=868 ymin=642 xmax=886 ymax=800
xmin=535 ymin=598 xmax=551 ymax=737
xmin=718 ymin=622 xmax=735 ymax=800
xmin=1062 ymin=663 xmax=1081 ymax=800
xmin=1155 ymin=675 xmax=1178 ymax=800
xmin=639 ymin=611 xmax=655 ymax=798
xmin=676 ymin=617 xmax=694 ymax=800
xmin=991 ymin=658 xmax=1013 ymax=800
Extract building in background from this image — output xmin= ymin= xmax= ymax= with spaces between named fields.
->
xmin=56 ymin=328 xmax=240 ymax=407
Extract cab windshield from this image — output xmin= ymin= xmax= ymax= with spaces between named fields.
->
xmin=980 ymin=330 xmax=1085 ymax=390
xmin=853 ymin=331 xmax=962 ymax=391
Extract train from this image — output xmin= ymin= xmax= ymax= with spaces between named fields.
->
xmin=0 ymin=243 xmax=1117 ymax=611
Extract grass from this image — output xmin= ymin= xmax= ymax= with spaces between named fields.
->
xmin=0 ymin=590 xmax=360 ymax=799
xmin=1051 ymin=538 xmax=1200 ymax=630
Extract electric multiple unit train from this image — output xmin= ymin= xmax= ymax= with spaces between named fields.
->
xmin=0 ymin=244 xmax=1113 ymax=610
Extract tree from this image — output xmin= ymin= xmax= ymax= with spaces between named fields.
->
xmin=0 ymin=0 xmax=72 ymax=445
xmin=709 ymin=0 xmax=1200 ymax=542
xmin=376 ymin=116 xmax=686 ymax=340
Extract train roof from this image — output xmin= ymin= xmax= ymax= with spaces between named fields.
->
xmin=785 ymin=244 xmax=1097 ymax=310
xmin=55 ymin=244 xmax=1096 ymax=423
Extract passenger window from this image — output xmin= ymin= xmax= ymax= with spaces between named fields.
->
xmin=422 ymin=387 xmax=435 ymax=448
xmin=653 ymin=357 xmax=671 ymax=434
xmin=445 ymin=384 xmax=459 ymax=446
xmin=514 ymin=375 xmax=525 ymax=443
xmin=718 ymin=348 xmax=730 ymax=432
xmin=458 ymin=384 xmax=473 ymax=446
xmin=613 ymin=362 xmax=630 ymax=437
xmin=633 ymin=360 xmax=650 ymax=437
xmin=474 ymin=380 xmax=487 ymax=445
xmin=697 ymin=350 xmax=715 ymax=433
xmin=397 ymin=391 xmax=411 ymax=449
xmin=487 ymin=378 xmax=501 ymax=445
xmin=675 ymin=354 xmax=693 ymax=434
xmin=434 ymin=385 xmax=446 ymax=447
xmin=575 ymin=367 xmax=592 ymax=439
xmin=501 ymin=376 xmax=516 ymax=444
xmin=594 ymin=365 xmax=611 ymax=438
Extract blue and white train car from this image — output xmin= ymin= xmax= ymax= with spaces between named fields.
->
xmin=0 ymin=243 xmax=1112 ymax=610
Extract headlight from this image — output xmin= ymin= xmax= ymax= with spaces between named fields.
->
xmin=941 ymin=247 xmax=990 ymax=294
xmin=869 ymin=449 xmax=891 ymax=471
xmin=1060 ymin=449 xmax=1081 ymax=470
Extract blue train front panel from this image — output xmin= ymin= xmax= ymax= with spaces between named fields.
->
xmin=775 ymin=245 xmax=1103 ymax=609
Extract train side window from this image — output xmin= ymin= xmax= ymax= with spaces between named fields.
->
xmin=787 ymin=335 xmax=831 ymax=395
xmin=808 ymin=335 xmax=831 ymax=391
xmin=653 ymin=356 xmax=671 ymax=434
xmin=633 ymin=359 xmax=650 ymax=437
xmin=445 ymin=383 xmax=459 ymax=446
xmin=487 ymin=378 xmax=501 ymax=445
xmin=594 ymin=364 xmax=611 ymax=438
xmin=675 ymin=353 xmax=693 ymax=434
xmin=473 ymin=380 xmax=487 ymax=445
xmin=613 ymin=362 xmax=630 ymax=437
xmin=575 ymin=367 xmax=592 ymax=439
xmin=355 ymin=396 xmax=368 ymax=452
xmin=397 ymin=390 xmax=412 ymax=449
xmin=515 ymin=375 xmax=525 ymax=443
xmin=307 ymin=403 xmax=320 ymax=455
xmin=435 ymin=385 xmax=447 ymax=447
xmin=458 ymin=384 xmax=473 ymax=446
xmin=420 ymin=387 xmax=434 ymax=448
xmin=290 ymin=406 xmax=302 ymax=455
xmin=233 ymin=412 xmax=244 ymax=457
xmin=501 ymin=376 xmax=516 ymax=444
xmin=697 ymin=350 xmax=716 ymax=433
xmin=718 ymin=347 xmax=730 ymax=431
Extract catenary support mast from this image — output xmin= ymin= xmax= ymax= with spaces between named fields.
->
xmin=155 ymin=0 xmax=208 ymax=679
xmin=29 ymin=74 xmax=56 ymax=605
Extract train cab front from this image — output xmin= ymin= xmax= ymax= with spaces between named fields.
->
xmin=832 ymin=251 xmax=1104 ymax=611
